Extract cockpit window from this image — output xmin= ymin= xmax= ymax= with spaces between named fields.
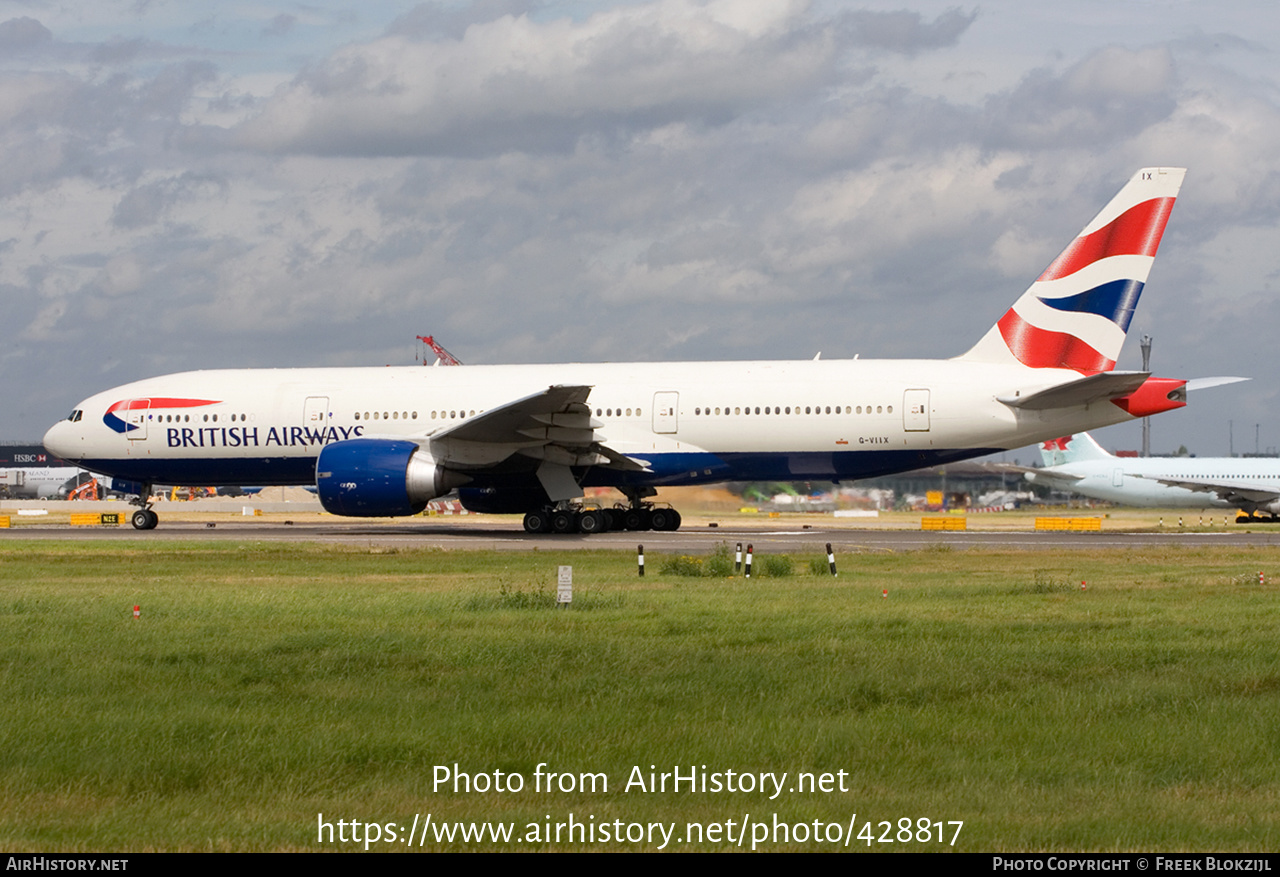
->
xmin=67 ymin=410 xmax=82 ymax=422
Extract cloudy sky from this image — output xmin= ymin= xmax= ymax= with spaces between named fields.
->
xmin=4 ymin=0 xmax=1280 ymax=458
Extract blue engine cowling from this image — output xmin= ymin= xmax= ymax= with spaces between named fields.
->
xmin=316 ymin=439 xmax=466 ymax=517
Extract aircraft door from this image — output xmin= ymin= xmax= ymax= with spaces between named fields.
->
xmin=125 ymin=399 xmax=150 ymax=441
xmin=903 ymin=389 xmax=930 ymax=432
xmin=652 ymin=392 xmax=679 ymax=434
xmin=1112 ymin=468 xmax=1124 ymax=487
xmin=304 ymin=396 xmax=331 ymax=429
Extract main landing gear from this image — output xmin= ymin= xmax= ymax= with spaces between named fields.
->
xmin=522 ymin=501 xmax=682 ymax=535
xmin=129 ymin=484 xmax=158 ymax=530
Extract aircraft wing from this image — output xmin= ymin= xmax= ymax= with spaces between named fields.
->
xmin=987 ymin=462 xmax=1085 ymax=484
xmin=425 ymin=384 xmax=651 ymax=473
xmin=1132 ymin=474 xmax=1280 ymax=505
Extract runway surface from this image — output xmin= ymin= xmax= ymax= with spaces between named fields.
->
xmin=9 ymin=518 xmax=1280 ymax=551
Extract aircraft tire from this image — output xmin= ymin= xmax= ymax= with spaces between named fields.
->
xmin=623 ymin=509 xmax=645 ymax=530
xmin=578 ymin=509 xmax=605 ymax=534
xmin=523 ymin=511 xmax=551 ymax=533
xmin=551 ymin=510 xmax=577 ymax=534
xmin=131 ymin=509 xmax=158 ymax=530
xmin=649 ymin=509 xmax=681 ymax=531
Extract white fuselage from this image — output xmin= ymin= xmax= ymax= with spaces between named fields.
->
xmin=1026 ymin=457 xmax=1280 ymax=511
xmin=44 ymin=358 xmax=1149 ymax=492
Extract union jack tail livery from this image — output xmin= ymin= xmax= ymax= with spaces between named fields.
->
xmin=961 ymin=167 xmax=1186 ymax=371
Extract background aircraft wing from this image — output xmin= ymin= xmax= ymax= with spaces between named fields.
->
xmin=426 ymin=384 xmax=650 ymax=472
xmin=989 ymin=462 xmax=1085 ymax=484
xmin=1132 ymin=474 xmax=1280 ymax=505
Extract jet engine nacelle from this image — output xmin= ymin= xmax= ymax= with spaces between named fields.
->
xmin=316 ymin=439 xmax=468 ymax=517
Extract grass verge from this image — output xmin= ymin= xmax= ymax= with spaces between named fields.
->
xmin=0 ymin=541 xmax=1277 ymax=851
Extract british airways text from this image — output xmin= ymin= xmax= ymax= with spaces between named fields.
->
xmin=166 ymin=425 xmax=365 ymax=449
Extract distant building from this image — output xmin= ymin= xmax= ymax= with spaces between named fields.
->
xmin=0 ymin=443 xmax=71 ymax=467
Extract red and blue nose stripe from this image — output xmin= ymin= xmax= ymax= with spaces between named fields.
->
xmin=103 ymin=398 xmax=221 ymax=433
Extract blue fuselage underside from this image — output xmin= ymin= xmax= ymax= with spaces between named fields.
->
xmin=79 ymin=447 xmax=999 ymax=490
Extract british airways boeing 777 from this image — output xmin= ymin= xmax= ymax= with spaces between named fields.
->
xmin=45 ymin=167 xmax=1194 ymax=532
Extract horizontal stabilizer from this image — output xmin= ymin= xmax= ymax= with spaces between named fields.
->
xmin=1185 ymin=376 xmax=1250 ymax=392
xmin=998 ymin=371 xmax=1150 ymax=410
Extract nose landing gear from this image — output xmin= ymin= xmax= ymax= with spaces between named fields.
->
xmin=129 ymin=484 xmax=158 ymax=530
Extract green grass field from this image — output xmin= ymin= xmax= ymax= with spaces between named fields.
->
xmin=1 ymin=540 xmax=1277 ymax=851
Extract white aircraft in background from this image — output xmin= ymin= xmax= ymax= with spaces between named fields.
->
xmin=46 ymin=167 xmax=1197 ymax=533
xmin=0 ymin=466 xmax=93 ymax=499
xmin=1023 ymin=432 xmax=1280 ymax=518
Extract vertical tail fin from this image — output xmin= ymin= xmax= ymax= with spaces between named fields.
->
xmin=1039 ymin=433 xmax=1113 ymax=467
xmin=960 ymin=167 xmax=1186 ymax=371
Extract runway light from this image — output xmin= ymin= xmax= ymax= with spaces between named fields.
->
xmin=1259 ymin=571 xmax=1265 ymax=586
xmin=882 ymin=588 xmax=888 ymax=599
xmin=744 ymin=544 xmax=753 ymax=578
xmin=1081 ymin=580 xmax=1086 ymax=591
xmin=637 ymin=545 xmax=644 ymax=577
xmin=133 ymin=605 xmax=140 ymax=619
xmin=826 ymin=543 xmax=837 ymax=577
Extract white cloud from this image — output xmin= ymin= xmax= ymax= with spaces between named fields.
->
xmin=231 ymin=0 xmax=837 ymax=156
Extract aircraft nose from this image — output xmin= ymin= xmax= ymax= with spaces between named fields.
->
xmin=43 ymin=418 xmax=80 ymax=461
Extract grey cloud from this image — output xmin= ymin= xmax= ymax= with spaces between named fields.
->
xmin=0 ymin=17 xmax=51 ymax=51
xmin=263 ymin=14 xmax=297 ymax=38
xmin=840 ymin=7 xmax=977 ymax=55
xmin=983 ymin=46 xmax=1178 ymax=149
xmin=111 ymin=173 xmax=224 ymax=229
xmin=387 ymin=0 xmax=542 ymax=40
xmin=0 ymin=56 xmax=218 ymax=200
xmin=91 ymin=38 xmax=151 ymax=66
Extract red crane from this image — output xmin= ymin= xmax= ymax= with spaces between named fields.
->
xmin=416 ymin=335 xmax=462 ymax=366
